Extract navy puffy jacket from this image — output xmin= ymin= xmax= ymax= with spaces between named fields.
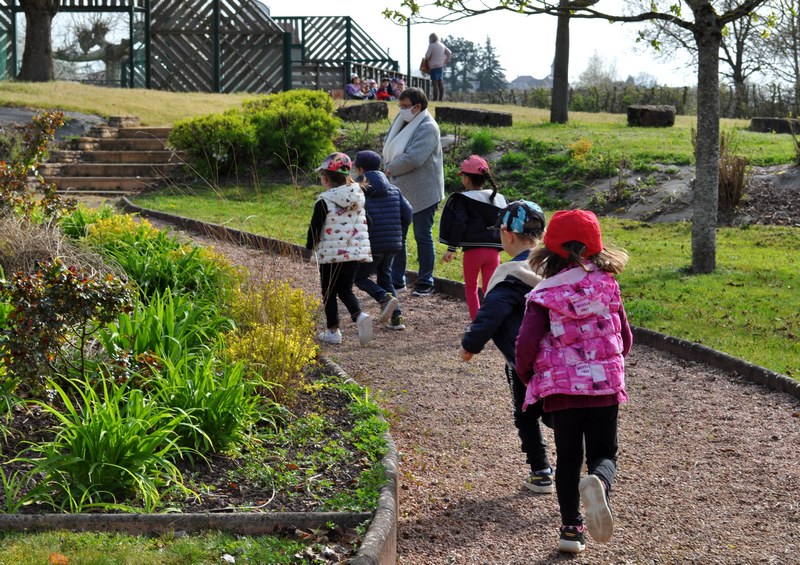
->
xmin=362 ymin=170 xmax=413 ymax=254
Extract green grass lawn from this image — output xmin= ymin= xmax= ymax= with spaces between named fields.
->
xmin=134 ymin=183 xmax=800 ymax=379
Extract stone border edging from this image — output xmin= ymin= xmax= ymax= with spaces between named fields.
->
xmin=0 ymin=511 xmax=371 ymax=536
xmin=631 ymin=326 xmax=800 ymax=399
xmin=319 ymin=358 xmax=398 ymax=565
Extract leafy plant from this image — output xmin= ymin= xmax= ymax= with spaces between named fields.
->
xmin=23 ymin=374 xmax=193 ymax=512
xmin=86 ymin=217 xmax=243 ymax=304
xmin=0 ymin=111 xmax=75 ymax=222
xmin=149 ymin=353 xmax=259 ymax=453
xmin=169 ymin=111 xmax=258 ymax=180
xmin=469 ymin=129 xmax=495 ymax=154
xmin=0 ymin=259 xmax=133 ymax=392
xmin=59 ymin=204 xmax=117 ymax=239
xmin=93 ymin=290 xmax=234 ymax=377
xmin=225 ymin=281 xmax=318 ymax=404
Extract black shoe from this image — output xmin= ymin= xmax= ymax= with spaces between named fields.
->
xmin=558 ymin=524 xmax=586 ymax=553
xmin=411 ymin=285 xmax=434 ymax=297
xmin=523 ymin=469 xmax=554 ymax=494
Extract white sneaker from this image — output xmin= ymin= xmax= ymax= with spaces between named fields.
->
xmin=377 ymin=296 xmax=399 ymax=324
xmin=579 ymin=474 xmax=613 ymax=543
xmin=317 ymin=329 xmax=342 ymax=344
xmin=356 ymin=313 xmax=373 ymax=346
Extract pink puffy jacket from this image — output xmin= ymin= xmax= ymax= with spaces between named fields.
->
xmin=522 ymin=265 xmax=626 ymax=409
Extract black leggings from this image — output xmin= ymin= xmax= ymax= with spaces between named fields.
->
xmin=319 ymin=261 xmax=362 ymax=329
xmin=551 ymin=404 xmax=619 ymax=526
xmin=506 ymin=364 xmax=551 ymax=472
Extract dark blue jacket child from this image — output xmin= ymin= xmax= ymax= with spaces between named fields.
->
xmin=460 ymin=200 xmax=554 ymax=493
xmin=353 ymin=151 xmax=413 ymax=329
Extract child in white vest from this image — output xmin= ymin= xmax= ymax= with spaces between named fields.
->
xmin=305 ymin=152 xmax=373 ymax=346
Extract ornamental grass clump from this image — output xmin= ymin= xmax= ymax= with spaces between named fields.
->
xmin=149 ymin=352 xmax=260 ymax=453
xmin=21 ymin=374 xmax=193 ymax=512
xmin=226 ymin=281 xmax=319 ymax=405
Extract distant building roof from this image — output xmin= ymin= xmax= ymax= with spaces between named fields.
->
xmin=510 ymin=74 xmax=552 ymax=89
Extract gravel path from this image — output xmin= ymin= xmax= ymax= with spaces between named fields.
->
xmin=180 ymin=237 xmax=800 ymax=564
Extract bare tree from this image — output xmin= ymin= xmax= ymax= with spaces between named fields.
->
xmin=387 ymin=0 xmax=768 ymax=273
xmin=17 ymin=0 xmax=60 ymax=82
xmin=638 ymin=0 xmax=770 ymax=117
xmin=760 ymin=0 xmax=800 ymax=114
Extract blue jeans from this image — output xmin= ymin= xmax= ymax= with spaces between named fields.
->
xmin=355 ymin=252 xmax=401 ymax=318
xmin=392 ymin=202 xmax=438 ymax=288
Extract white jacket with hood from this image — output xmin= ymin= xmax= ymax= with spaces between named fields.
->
xmin=314 ymin=182 xmax=372 ymax=265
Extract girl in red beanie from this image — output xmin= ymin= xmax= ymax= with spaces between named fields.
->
xmin=515 ymin=209 xmax=632 ymax=554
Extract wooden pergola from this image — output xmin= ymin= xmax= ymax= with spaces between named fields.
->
xmin=0 ymin=1 xmax=410 ymax=94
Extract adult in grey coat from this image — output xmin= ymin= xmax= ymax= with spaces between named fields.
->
xmin=382 ymin=87 xmax=445 ymax=295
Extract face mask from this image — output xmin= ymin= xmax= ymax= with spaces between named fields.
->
xmin=398 ymin=107 xmax=416 ymax=122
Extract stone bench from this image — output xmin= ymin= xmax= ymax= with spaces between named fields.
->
xmin=435 ymin=106 xmax=513 ymax=127
xmin=335 ymin=101 xmax=388 ymax=123
xmin=627 ymin=105 xmax=676 ymax=127
xmin=750 ymin=117 xmax=800 ymax=134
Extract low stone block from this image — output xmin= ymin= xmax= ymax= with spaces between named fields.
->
xmin=627 ymin=105 xmax=676 ymax=127
xmin=435 ymin=107 xmax=512 ymax=127
xmin=750 ymin=117 xmax=800 ymax=134
xmin=336 ymin=102 xmax=388 ymax=123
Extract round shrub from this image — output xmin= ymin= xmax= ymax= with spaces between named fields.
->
xmin=168 ymin=111 xmax=257 ymax=179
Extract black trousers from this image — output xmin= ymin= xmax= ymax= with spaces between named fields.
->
xmin=319 ymin=261 xmax=362 ymax=329
xmin=506 ymin=364 xmax=551 ymax=472
xmin=551 ymin=404 xmax=619 ymax=526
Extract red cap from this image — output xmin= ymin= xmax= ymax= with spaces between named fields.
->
xmin=543 ymin=210 xmax=603 ymax=258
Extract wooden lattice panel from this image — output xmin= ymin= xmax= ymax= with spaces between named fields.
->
xmin=273 ymin=16 xmax=396 ymax=70
xmin=150 ymin=0 xmax=284 ymax=93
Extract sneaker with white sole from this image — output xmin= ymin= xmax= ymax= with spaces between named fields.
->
xmin=411 ymin=284 xmax=434 ymax=297
xmin=377 ymin=296 xmax=399 ymax=324
xmin=558 ymin=524 xmax=586 ymax=553
xmin=317 ymin=329 xmax=342 ymax=344
xmin=579 ymin=474 xmax=614 ymax=543
xmin=386 ymin=315 xmax=406 ymax=330
xmin=356 ymin=313 xmax=373 ymax=346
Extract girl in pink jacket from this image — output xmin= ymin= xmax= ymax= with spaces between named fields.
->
xmin=515 ymin=209 xmax=631 ymax=555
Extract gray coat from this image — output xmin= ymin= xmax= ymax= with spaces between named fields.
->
xmin=383 ymin=113 xmax=445 ymax=212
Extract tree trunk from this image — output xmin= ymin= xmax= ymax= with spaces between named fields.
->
xmin=550 ymin=3 xmax=570 ymax=124
xmin=17 ymin=0 xmax=59 ymax=82
xmin=691 ymin=8 xmax=722 ymax=274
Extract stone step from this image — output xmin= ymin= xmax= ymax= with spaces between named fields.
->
xmin=75 ymin=137 xmax=168 ymax=151
xmin=47 ymin=176 xmax=164 ymax=191
xmin=50 ymin=149 xmax=184 ymax=164
xmin=117 ymin=126 xmax=172 ymax=140
xmin=40 ymin=162 xmax=184 ymax=177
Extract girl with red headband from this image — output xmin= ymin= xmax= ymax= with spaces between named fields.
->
xmin=515 ymin=209 xmax=632 ymax=554
xmin=438 ymin=155 xmax=508 ymax=320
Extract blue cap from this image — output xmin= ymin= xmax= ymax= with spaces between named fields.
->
xmin=494 ymin=200 xmax=545 ymax=235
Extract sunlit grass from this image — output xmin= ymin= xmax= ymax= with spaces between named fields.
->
xmin=0 ymin=81 xmax=250 ymax=125
xmin=0 ymin=530 xmax=307 ymax=565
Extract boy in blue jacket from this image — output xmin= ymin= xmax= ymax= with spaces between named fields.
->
xmin=353 ymin=150 xmax=413 ymax=330
xmin=459 ymin=201 xmax=553 ymax=492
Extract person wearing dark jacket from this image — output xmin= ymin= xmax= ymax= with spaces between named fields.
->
xmin=459 ymin=201 xmax=553 ymax=493
xmin=353 ymin=150 xmax=413 ymax=330
xmin=439 ymin=155 xmax=508 ymax=320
